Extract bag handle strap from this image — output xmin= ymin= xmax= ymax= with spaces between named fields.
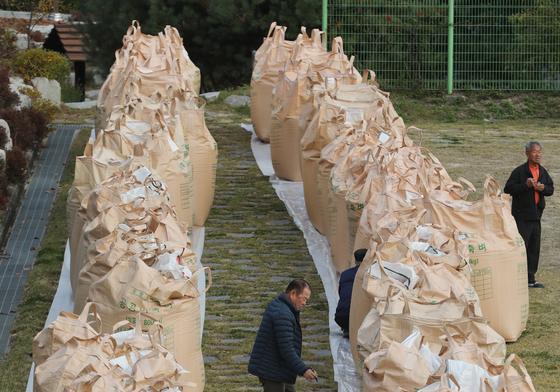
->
xmin=78 ymin=302 xmax=103 ymax=332
xmin=78 ymin=302 xmax=96 ymax=322
xmin=311 ymin=28 xmax=323 ymax=47
xmin=441 ymin=373 xmax=461 ymax=389
xmin=504 ymin=354 xmax=534 ymax=385
xmin=126 ymin=20 xmax=141 ymax=37
xmin=362 ymin=69 xmax=376 ymax=82
xmin=331 ymin=36 xmax=344 ymax=54
xmin=267 ymin=22 xmax=278 ymax=38
xmin=484 ymin=175 xmax=502 ymax=198
xmin=112 ymin=319 xmax=135 ymax=333
xmin=272 ymin=25 xmax=286 ymax=44
xmin=442 ymin=323 xmax=471 ymax=350
xmin=147 ymin=321 xmax=165 ymax=347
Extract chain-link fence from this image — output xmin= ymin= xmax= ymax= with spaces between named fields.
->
xmin=325 ymin=1 xmax=560 ymax=91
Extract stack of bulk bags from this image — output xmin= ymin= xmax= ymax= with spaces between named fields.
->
xmin=316 ymin=99 xmax=408 ymax=271
xmin=349 ymin=190 xmax=428 ymax=367
xmin=316 ymin=126 xmax=357 ymax=270
xmin=322 ymin=95 xmax=409 ymax=270
xmin=33 ymin=305 xmax=196 ymax=391
xmin=89 ymin=257 xmax=208 ymax=390
xmin=174 ymin=96 xmax=218 ymax=227
xmin=354 ymin=209 xmax=515 ymax=391
xmin=68 ymin=166 xmax=207 ymax=390
xmin=319 ymin=123 xmax=380 ymax=271
xmin=300 ymin=71 xmax=383 ymax=234
xmin=269 ymin=29 xmax=325 ymax=181
xmin=116 ymin=90 xmax=218 ymax=228
xmin=362 ymin=327 xmax=536 ymax=392
xmin=270 ymin=34 xmax=361 ymax=181
xmin=62 ymin=21 xmax=213 ymax=392
xmin=428 ymin=177 xmax=529 ymax=342
xmin=67 ymin=153 xmax=135 ymax=291
xmin=69 ymin=115 xmax=194 ymax=289
xmin=347 ymin=130 xmax=477 ymax=367
xmin=67 ymin=22 xmax=217 ymax=262
xmin=341 ymin=120 xmax=533 ymax=392
xmin=251 ymin=23 xmax=298 ymax=142
xmin=97 ymin=21 xmax=200 ymax=129
xmin=72 ymin=165 xmax=193 ymax=311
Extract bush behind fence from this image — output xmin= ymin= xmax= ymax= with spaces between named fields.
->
xmin=327 ymin=0 xmax=560 ymax=91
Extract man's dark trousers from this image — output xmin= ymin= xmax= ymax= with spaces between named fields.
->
xmin=515 ymin=218 xmax=541 ymax=284
xmin=259 ymin=378 xmax=296 ymax=392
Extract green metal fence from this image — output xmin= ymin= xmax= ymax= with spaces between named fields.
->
xmin=324 ymin=1 xmax=560 ymax=92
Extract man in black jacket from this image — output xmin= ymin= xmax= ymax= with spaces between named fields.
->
xmin=335 ymin=248 xmax=368 ymax=338
xmin=504 ymin=141 xmax=554 ymax=288
xmin=249 ymin=279 xmax=318 ymax=391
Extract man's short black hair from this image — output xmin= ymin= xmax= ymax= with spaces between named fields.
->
xmin=354 ymin=248 xmax=368 ymax=263
xmin=285 ymin=279 xmax=311 ymax=294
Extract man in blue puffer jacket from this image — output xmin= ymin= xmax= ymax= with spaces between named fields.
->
xmin=249 ymin=279 xmax=318 ymax=391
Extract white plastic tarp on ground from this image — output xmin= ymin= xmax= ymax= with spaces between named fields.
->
xmin=26 ymin=228 xmax=206 ymax=391
xmin=241 ymin=123 xmax=361 ymax=392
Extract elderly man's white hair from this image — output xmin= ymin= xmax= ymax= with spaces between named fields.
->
xmin=525 ymin=141 xmax=542 ymax=153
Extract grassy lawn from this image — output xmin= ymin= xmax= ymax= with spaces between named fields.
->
xmin=55 ymin=105 xmax=96 ymax=124
xmin=0 ymin=128 xmax=90 ymax=390
xmin=0 ymin=88 xmax=557 ymax=390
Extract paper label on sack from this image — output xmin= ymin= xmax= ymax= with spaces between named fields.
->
xmin=120 ymin=186 xmax=147 ymax=203
xmin=378 ymin=131 xmax=390 ymax=143
xmin=111 ymin=330 xmax=149 ymax=345
xmin=345 ymin=108 xmax=364 ymax=124
xmin=110 ymin=350 xmax=151 ymax=375
xmin=108 ymin=157 xmax=131 ymax=166
xmin=153 ymin=251 xmax=193 ymax=280
xmin=405 ymin=190 xmax=422 ymax=202
xmin=409 ymin=241 xmax=446 ymax=257
xmin=117 ymin=223 xmax=132 ymax=232
xmin=127 ymin=120 xmax=151 ymax=133
xmin=141 ymin=240 xmax=159 ymax=251
xmin=167 ymin=136 xmax=179 ymax=152
xmin=133 ymin=166 xmax=152 ymax=183
xmin=457 ymin=231 xmax=474 ymax=241
xmin=325 ymin=76 xmax=336 ymax=91
xmin=447 ymin=359 xmax=502 ymax=391
xmin=420 ymin=344 xmax=442 ymax=374
xmin=369 ymin=261 xmax=419 ymax=289
xmin=401 ymin=327 xmax=423 ymax=349
xmin=416 ymin=225 xmax=433 ymax=241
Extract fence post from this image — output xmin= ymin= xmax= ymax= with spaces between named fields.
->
xmin=322 ymin=0 xmax=328 ymax=50
xmin=447 ymin=0 xmax=454 ymax=94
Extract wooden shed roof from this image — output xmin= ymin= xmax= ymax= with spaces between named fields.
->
xmin=50 ymin=23 xmax=87 ymax=61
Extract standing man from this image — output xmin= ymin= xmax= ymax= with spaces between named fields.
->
xmin=335 ymin=248 xmax=368 ymax=338
xmin=505 ymin=141 xmax=554 ymax=288
xmin=249 ymin=279 xmax=318 ymax=391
